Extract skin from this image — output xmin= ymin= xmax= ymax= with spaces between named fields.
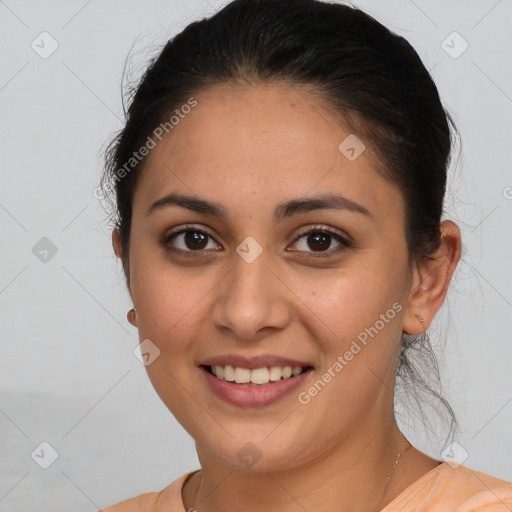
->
xmin=112 ymin=82 xmax=461 ymax=512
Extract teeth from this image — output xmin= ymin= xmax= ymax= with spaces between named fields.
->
xmin=234 ymin=367 xmax=251 ymax=383
xmin=269 ymin=366 xmax=283 ymax=381
xmin=210 ymin=365 xmax=306 ymax=384
xmin=248 ymin=367 xmax=268 ymax=384
xmin=223 ymin=365 xmax=235 ymax=381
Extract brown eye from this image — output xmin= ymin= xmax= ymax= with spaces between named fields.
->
xmin=289 ymin=226 xmax=351 ymax=257
xmin=306 ymin=232 xmax=332 ymax=252
xmin=162 ymin=227 xmax=221 ymax=255
xmin=181 ymin=230 xmax=208 ymax=250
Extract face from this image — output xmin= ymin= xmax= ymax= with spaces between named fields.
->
xmin=123 ymin=83 xmax=415 ymax=471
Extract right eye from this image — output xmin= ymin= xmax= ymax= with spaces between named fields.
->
xmin=161 ymin=225 xmax=222 ymax=256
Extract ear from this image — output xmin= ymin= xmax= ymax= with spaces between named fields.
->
xmin=112 ymin=229 xmax=138 ymax=327
xmin=402 ymin=220 xmax=461 ymax=335
xmin=112 ymin=228 xmax=132 ymax=296
xmin=112 ymin=228 xmax=123 ymax=259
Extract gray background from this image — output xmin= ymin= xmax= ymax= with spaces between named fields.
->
xmin=1 ymin=0 xmax=511 ymax=510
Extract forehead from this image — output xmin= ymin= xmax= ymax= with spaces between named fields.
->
xmin=133 ymin=82 xmax=404 ymax=226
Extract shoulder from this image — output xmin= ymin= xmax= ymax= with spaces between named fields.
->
xmin=441 ymin=463 xmax=512 ymax=491
xmin=443 ymin=464 xmax=512 ymax=511
xmin=98 ymin=471 xmax=198 ymax=512
xmin=98 ymin=491 xmax=160 ymax=512
xmin=386 ymin=462 xmax=512 ymax=512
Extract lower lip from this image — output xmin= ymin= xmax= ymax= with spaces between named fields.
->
xmin=200 ymin=366 xmax=313 ymax=407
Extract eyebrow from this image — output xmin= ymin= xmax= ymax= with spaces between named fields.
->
xmin=146 ymin=192 xmax=372 ymax=221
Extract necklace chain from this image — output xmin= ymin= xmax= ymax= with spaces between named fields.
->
xmin=373 ymin=439 xmax=412 ymax=512
xmin=189 ymin=440 xmax=411 ymax=512
xmin=385 ymin=445 xmax=406 ymax=487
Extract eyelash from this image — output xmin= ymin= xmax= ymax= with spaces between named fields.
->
xmin=160 ymin=224 xmax=352 ymax=259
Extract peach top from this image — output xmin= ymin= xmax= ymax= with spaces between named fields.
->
xmin=100 ymin=462 xmax=512 ymax=511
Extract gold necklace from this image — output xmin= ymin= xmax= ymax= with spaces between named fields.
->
xmin=189 ymin=440 xmax=411 ymax=512
xmin=386 ymin=444 xmax=407 ymax=487
xmin=372 ymin=439 xmax=412 ymax=512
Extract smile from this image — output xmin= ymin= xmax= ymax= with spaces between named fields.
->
xmin=205 ymin=364 xmax=310 ymax=385
xmin=200 ymin=364 xmax=314 ymax=407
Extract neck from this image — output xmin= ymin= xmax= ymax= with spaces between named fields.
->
xmin=184 ymin=417 xmax=410 ymax=512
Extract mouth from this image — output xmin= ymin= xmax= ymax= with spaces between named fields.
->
xmin=199 ymin=362 xmax=314 ymax=407
xmin=200 ymin=364 xmax=314 ymax=386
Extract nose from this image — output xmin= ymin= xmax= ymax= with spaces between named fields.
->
xmin=211 ymin=243 xmax=291 ymax=340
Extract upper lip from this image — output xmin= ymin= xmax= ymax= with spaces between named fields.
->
xmin=200 ymin=355 xmax=314 ymax=370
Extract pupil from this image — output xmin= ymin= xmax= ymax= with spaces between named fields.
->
xmin=185 ymin=231 xmax=207 ymax=250
xmin=309 ymin=232 xmax=330 ymax=251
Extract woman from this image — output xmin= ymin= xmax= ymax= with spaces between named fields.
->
xmin=99 ymin=0 xmax=512 ymax=510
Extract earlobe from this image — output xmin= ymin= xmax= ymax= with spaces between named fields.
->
xmin=127 ymin=308 xmax=138 ymax=327
xmin=402 ymin=220 xmax=461 ymax=335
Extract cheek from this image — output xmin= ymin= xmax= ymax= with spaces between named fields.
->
xmin=293 ymin=273 xmax=405 ymax=419
xmin=299 ymin=255 xmax=407 ymax=380
xmin=129 ymin=246 xmax=211 ymax=351
xmin=311 ymin=260 xmax=405 ymax=332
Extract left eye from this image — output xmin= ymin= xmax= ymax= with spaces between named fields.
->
xmin=289 ymin=227 xmax=351 ymax=256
